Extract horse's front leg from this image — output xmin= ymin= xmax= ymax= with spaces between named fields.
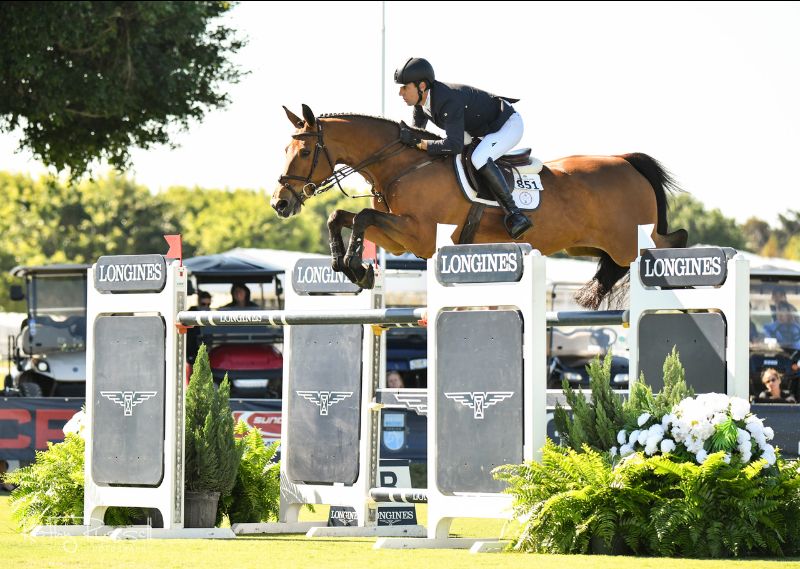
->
xmin=343 ymin=208 xmax=411 ymax=289
xmin=327 ymin=209 xmax=357 ymax=280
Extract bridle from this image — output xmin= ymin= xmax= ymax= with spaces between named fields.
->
xmin=277 ymin=120 xmax=417 ymax=206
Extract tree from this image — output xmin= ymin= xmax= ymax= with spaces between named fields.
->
xmin=774 ymin=211 xmax=800 ymax=253
xmin=742 ymin=217 xmax=771 ymax=253
xmin=760 ymin=234 xmax=781 ymax=258
xmin=0 ymin=171 xmax=179 ymax=310
xmin=783 ymin=235 xmax=800 ymax=261
xmin=0 ymin=1 xmax=245 ymax=176
xmin=158 ymin=185 xmax=328 ymax=256
xmin=668 ymin=194 xmax=746 ymax=250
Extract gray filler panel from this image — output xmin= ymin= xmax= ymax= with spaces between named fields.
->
xmin=92 ymin=316 xmax=165 ymax=486
xmin=437 ymin=310 xmax=523 ymax=494
xmin=286 ymin=324 xmax=363 ymax=485
xmin=638 ymin=312 xmax=726 ymax=394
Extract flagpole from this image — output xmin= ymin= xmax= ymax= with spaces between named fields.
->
xmin=378 ymin=0 xmax=387 ymax=270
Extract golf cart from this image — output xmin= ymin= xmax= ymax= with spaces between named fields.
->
xmin=546 ymin=281 xmax=630 ymax=389
xmin=184 ymin=253 xmax=285 ymax=399
xmin=5 ymin=264 xmax=90 ymax=397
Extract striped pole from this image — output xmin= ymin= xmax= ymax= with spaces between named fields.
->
xmin=369 ymin=488 xmax=428 ymax=504
xmin=177 ymin=308 xmax=626 ymax=328
xmin=177 ymin=308 xmax=427 ymax=328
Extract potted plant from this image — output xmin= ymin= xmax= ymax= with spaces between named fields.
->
xmin=184 ymin=344 xmax=241 ymax=528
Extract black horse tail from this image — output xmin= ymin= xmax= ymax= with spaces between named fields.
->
xmin=619 ymin=152 xmax=682 ymax=237
xmin=574 ymin=153 xmax=685 ymax=310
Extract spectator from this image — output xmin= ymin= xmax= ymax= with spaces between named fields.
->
xmin=186 ymin=291 xmax=212 ymax=362
xmin=387 ymin=370 xmax=405 ymax=389
xmin=222 ymin=282 xmax=258 ymax=309
xmin=770 ymin=289 xmax=797 ymax=320
xmin=763 ymin=301 xmax=800 ymax=350
xmin=757 ymin=368 xmax=796 ymax=403
xmin=190 ymin=290 xmax=212 ymax=311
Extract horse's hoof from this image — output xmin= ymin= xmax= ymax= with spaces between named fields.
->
xmin=357 ymin=264 xmax=375 ymax=289
xmin=331 ymin=255 xmax=345 ymax=273
xmin=344 ymin=255 xmax=365 ymax=281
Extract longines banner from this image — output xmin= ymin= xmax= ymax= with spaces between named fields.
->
xmin=639 ymin=247 xmax=729 ymax=288
xmin=291 ymin=258 xmax=362 ymax=295
xmin=436 ymin=243 xmax=526 ymax=284
xmin=0 ymin=398 xmax=281 ymax=462
xmin=94 ymin=254 xmax=168 ymax=293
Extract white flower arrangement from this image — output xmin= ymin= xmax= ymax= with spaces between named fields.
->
xmin=62 ymin=409 xmax=86 ymax=439
xmin=610 ymin=393 xmax=776 ymax=466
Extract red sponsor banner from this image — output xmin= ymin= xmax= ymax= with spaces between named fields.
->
xmin=232 ymin=410 xmax=282 ymax=444
xmin=1 ymin=398 xmax=284 ymax=462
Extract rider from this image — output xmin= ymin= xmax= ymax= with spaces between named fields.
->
xmin=394 ymin=57 xmax=533 ymax=239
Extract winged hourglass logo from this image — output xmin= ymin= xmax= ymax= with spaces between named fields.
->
xmin=296 ymin=391 xmax=353 ymax=416
xmin=100 ymin=391 xmax=158 ymax=417
xmin=444 ymin=391 xmax=514 ymax=419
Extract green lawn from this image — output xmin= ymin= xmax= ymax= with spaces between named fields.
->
xmin=2 ymin=492 xmax=800 ymax=569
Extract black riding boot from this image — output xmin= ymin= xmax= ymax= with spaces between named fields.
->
xmin=478 ymin=158 xmax=533 ymax=239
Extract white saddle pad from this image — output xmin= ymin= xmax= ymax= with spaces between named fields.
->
xmin=454 ymin=156 xmax=545 ymax=210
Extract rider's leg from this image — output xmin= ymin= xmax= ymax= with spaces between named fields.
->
xmin=471 ymin=113 xmax=532 ymax=239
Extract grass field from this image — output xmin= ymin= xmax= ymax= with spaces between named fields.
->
xmin=2 ymin=491 xmax=800 ymax=569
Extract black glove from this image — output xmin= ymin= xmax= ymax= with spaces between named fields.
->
xmin=399 ymin=126 xmax=421 ymax=147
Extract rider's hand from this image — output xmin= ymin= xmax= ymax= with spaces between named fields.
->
xmin=399 ymin=127 xmax=421 ymax=147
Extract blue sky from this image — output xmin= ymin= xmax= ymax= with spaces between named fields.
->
xmin=1 ymin=1 xmax=798 ymax=225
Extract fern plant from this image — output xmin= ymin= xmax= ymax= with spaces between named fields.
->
xmin=3 ymin=434 xmax=139 ymax=530
xmin=645 ymin=452 xmax=800 ymax=557
xmin=497 ymin=441 xmax=800 ymax=557
xmin=218 ymin=420 xmax=281 ymax=525
xmin=495 ymin=439 xmax=654 ymax=554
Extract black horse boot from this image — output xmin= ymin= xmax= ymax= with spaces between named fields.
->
xmin=478 ymin=158 xmax=533 ymax=239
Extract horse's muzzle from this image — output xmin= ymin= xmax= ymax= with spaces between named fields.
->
xmin=272 ymin=198 xmax=292 ymax=218
xmin=272 ymin=191 xmax=302 ymax=218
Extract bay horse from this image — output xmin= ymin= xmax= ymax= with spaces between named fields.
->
xmin=272 ymin=104 xmax=687 ymax=309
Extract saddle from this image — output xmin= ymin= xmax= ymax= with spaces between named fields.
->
xmin=460 ymin=140 xmax=532 ymax=200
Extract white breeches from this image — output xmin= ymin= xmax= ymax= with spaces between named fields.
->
xmin=470 ymin=112 xmax=524 ymax=169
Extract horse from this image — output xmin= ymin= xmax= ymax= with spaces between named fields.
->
xmin=271 ymin=104 xmax=688 ymax=309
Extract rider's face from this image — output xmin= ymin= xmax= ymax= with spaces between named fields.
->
xmin=398 ymin=82 xmax=420 ymax=106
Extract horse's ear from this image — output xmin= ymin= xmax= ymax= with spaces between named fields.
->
xmin=283 ymin=106 xmax=304 ymax=129
xmin=302 ymin=104 xmax=316 ymax=127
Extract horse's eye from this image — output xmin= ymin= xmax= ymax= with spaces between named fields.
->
xmin=300 ymin=149 xmax=311 ymax=157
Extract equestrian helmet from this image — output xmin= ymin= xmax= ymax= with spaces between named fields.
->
xmin=394 ymin=57 xmax=435 ymax=87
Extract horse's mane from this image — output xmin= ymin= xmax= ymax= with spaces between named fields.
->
xmin=319 ymin=113 xmax=440 ymax=139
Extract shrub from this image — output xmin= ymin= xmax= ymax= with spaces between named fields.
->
xmin=3 ymin=433 xmax=139 ymax=530
xmin=499 ymin=351 xmax=800 ymax=557
xmin=185 ymin=344 xmax=241 ymax=497
xmin=218 ymin=420 xmax=280 ymax=525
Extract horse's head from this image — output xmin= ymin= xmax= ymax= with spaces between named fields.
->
xmin=271 ymin=104 xmax=336 ymax=218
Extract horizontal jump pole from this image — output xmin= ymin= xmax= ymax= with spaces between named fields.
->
xmin=369 ymin=488 xmax=428 ymax=504
xmin=177 ymin=308 xmax=427 ymax=328
xmin=546 ymin=309 xmax=628 ymax=327
xmin=177 ymin=308 xmax=627 ymax=329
